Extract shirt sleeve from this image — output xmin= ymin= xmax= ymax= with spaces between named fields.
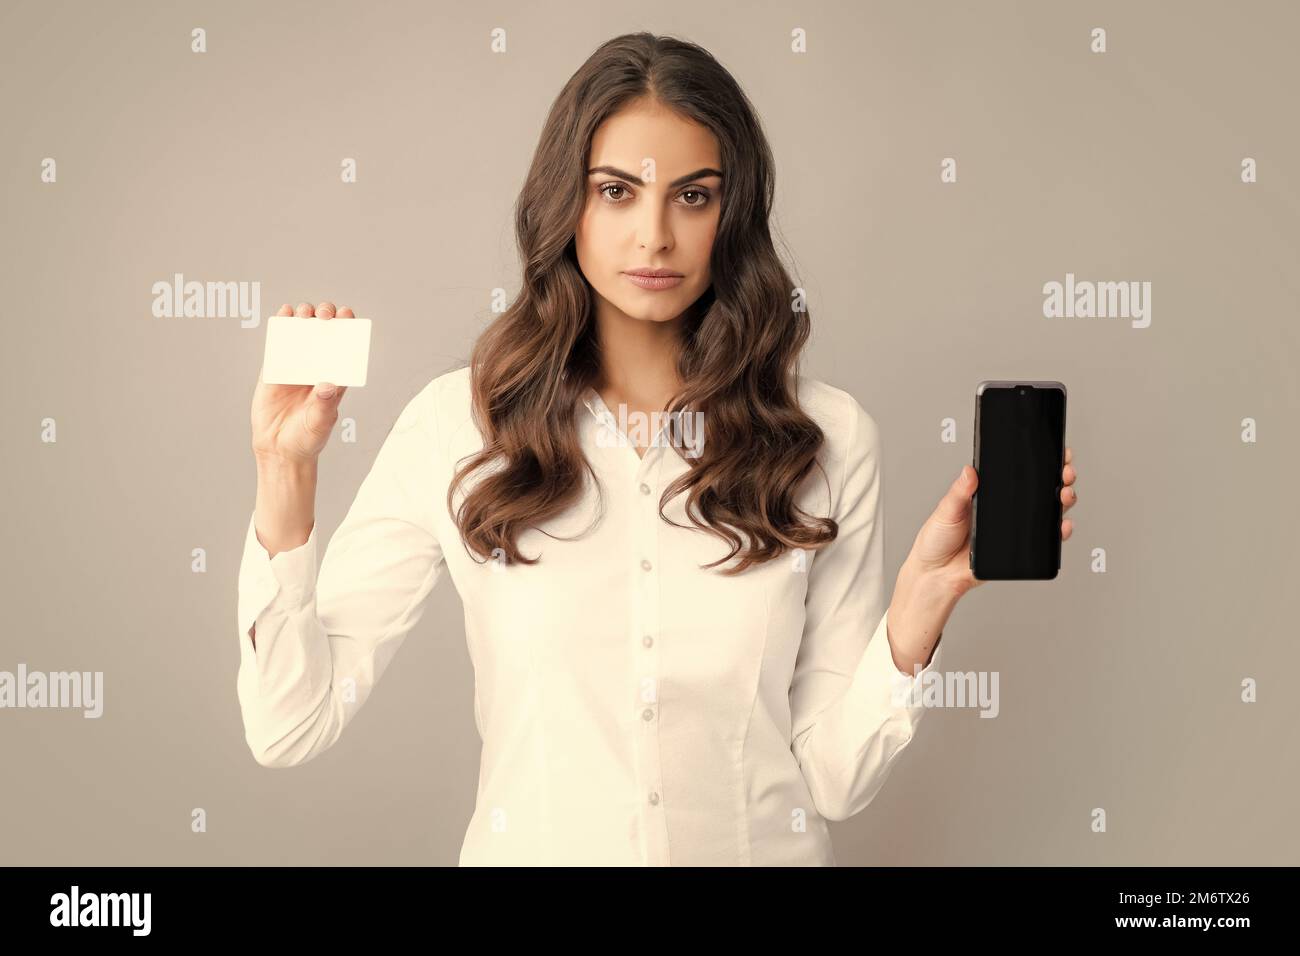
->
xmin=235 ymin=382 xmax=447 ymax=769
xmin=789 ymin=393 xmax=944 ymax=822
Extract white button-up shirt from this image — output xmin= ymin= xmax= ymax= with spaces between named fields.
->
xmin=236 ymin=365 xmax=942 ymax=865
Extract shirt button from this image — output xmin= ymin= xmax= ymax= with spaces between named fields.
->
xmin=640 ymin=559 xmax=652 ymax=571
xmin=642 ymin=634 xmax=653 ymax=648
xmin=641 ymin=707 xmax=655 ymax=721
xmin=649 ymin=791 xmax=660 ymax=806
xmin=639 ymin=483 xmax=651 ymax=495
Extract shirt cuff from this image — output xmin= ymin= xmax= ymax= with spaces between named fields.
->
xmin=839 ymin=607 xmax=945 ymax=750
xmin=236 ymin=510 xmax=318 ymax=643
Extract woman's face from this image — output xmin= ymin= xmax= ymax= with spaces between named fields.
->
xmin=575 ymin=98 xmax=723 ymax=326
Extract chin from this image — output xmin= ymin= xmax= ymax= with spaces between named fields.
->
xmin=630 ymin=305 xmax=686 ymax=323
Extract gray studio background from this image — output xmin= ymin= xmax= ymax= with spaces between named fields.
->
xmin=2 ymin=0 xmax=1297 ymax=865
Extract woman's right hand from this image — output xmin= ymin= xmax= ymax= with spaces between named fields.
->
xmin=251 ymin=301 xmax=355 ymax=465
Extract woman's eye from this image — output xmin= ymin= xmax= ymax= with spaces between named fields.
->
xmin=597 ymin=184 xmax=711 ymax=207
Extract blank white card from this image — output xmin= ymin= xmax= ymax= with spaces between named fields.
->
xmin=261 ymin=315 xmax=372 ymax=387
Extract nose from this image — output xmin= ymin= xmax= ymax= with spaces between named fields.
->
xmin=636 ymin=195 xmax=673 ymax=252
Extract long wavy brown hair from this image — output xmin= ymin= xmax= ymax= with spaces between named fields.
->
xmin=448 ymin=31 xmax=840 ymax=575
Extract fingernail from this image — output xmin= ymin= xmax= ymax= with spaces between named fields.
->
xmin=316 ymin=384 xmax=337 ymax=400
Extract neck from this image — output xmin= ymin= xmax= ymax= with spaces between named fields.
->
xmin=591 ymin=303 xmax=687 ymax=409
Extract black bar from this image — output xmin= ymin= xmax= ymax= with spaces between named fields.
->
xmin=0 ymin=866 xmax=1286 ymax=940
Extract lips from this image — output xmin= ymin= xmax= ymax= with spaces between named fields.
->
xmin=624 ymin=268 xmax=684 ymax=278
xmin=623 ymin=271 xmax=685 ymax=291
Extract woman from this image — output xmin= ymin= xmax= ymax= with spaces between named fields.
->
xmin=237 ymin=32 xmax=1078 ymax=866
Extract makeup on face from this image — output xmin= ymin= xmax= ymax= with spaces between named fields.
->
xmin=585 ymin=164 xmax=722 ymax=293
xmin=622 ymin=269 xmax=685 ymax=291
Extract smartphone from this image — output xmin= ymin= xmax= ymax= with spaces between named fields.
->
xmin=970 ymin=381 xmax=1067 ymax=580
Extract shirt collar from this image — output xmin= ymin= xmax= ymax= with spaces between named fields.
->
xmin=579 ymin=386 xmax=695 ymax=421
xmin=579 ymin=385 xmax=606 ymax=423
xmin=579 ymin=385 xmax=698 ymax=449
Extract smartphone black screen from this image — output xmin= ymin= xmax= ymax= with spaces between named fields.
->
xmin=970 ymin=382 xmax=1067 ymax=580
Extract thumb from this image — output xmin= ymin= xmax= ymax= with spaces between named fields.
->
xmin=931 ymin=464 xmax=976 ymax=526
xmin=302 ymin=382 xmax=343 ymax=436
xmin=314 ymin=382 xmax=348 ymax=404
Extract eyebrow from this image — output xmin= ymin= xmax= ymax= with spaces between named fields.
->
xmin=586 ymin=165 xmax=723 ymax=188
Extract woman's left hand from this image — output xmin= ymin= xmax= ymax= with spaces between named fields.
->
xmin=885 ymin=449 xmax=1078 ymax=675
xmin=911 ymin=447 xmax=1078 ymax=599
